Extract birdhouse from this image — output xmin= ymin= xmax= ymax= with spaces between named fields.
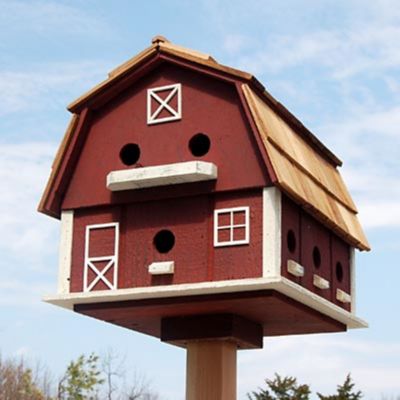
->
xmin=40 ymin=36 xmax=369 ymax=350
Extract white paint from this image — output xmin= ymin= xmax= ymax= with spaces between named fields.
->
xmin=336 ymin=289 xmax=352 ymax=304
xmin=43 ymin=276 xmax=367 ymax=329
xmin=262 ymin=187 xmax=282 ymax=278
xmin=213 ymin=206 xmax=250 ymax=247
xmin=350 ymin=248 xmax=356 ymax=314
xmin=147 ymin=83 xmax=182 ymax=125
xmin=277 ymin=277 xmax=367 ymax=329
xmin=313 ymin=274 xmax=330 ymax=290
xmin=287 ymin=259 xmax=304 ymax=277
xmin=107 ymin=161 xmax=217 ymax=191
xmin=57 ymin=210 xmax=74 ymax=294
xmin=148 ymin=261 xmax=175 ymax=275
xmin=84 ymin=222 xmax=119 ymax=292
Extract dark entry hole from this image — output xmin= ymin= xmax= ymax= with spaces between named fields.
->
xmin=287 ymin=230 xmax=296 ymax=253
xmin=312 ymin=246 xmax=321 ymax=268
xmin=153 ymin=230 xmax=175 ymax=253
xmin=120 ymin=143 xmax=140 ymax=166
xmin=336 ymin=262 xmax=343 ymax=282
xmin=189 ymin=133 xmax=211 ymax=157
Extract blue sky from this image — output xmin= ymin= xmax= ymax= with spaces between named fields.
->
xmin=1 ymin=0 xmax=399 ymax=398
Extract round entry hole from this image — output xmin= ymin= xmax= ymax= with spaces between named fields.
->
xmin=153 ymin=230 xmax=175 ymax=253
xmin=189 ymin=133 xmax=211 ymax=157
xmin=287 ymin=230 xmax=296 ymax=253
xmin=313 ymin=246 xmax=321 ymax=268
xmin=336 ymin=262 xmax=343 ymax=282
xmin=120 ymin=143 xmax=140 ymax=166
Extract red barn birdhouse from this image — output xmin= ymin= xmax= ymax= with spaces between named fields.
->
xmin=40 ymin=36 xmax=369 ymax=351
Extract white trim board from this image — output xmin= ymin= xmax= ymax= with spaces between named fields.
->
xmin=43 ymin=276 xmax=367 ymax=330
xmin=263 ymin=187 xmax=282 ymax=278
xmin=350 ymin=248 xmax=356 ymax=314
xmin=57 ymin=210 xmax=74 ymax=294
xmin=107 ymin=161 xmax=217 ymax=191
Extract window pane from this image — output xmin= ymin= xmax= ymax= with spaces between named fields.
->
xmin=218 ymin=212 xmax=231 ymax=226
xmin=233 ymin=210 xmax=246 ymax=225
xmin=233 ymin=226 xmax=247 ymax=242
xmin=217 ymin=228 xmax=231 ymax=243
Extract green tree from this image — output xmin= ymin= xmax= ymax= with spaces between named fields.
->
xmin=0 ymin=354 xmax=45 ymax=400
xmin=58 ymin=353 xmax=104 ymax=400
xmin=317 ymin=374 xmax=362 ymax=400
xmin=248 ymin=374 xmax=362 ymax=400
xmin=247 ymin=374 xmax=311 ymax=400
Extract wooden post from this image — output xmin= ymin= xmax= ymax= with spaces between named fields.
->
xmin=186 ymin=340 xmax=237 ymax=400
xmin=161 ymin=314 xmax=262 ymax=399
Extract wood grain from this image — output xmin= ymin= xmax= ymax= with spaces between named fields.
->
xmin=186 ymin=341 xmax=237 ymax=400
xmin=242 ymin=84 xmax=370 ymax=251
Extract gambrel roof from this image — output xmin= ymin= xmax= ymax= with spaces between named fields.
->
xmin=39 ymin=36 xmax=369 ymax=251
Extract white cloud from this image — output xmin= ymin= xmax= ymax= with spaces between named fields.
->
xmin=0 ymin=61 xmax=111 ymax=115
xmin=15 ymin=346 xmax=32 ymax=358
xmin=0 ymin=0 xmax=112 ymax=37
xmin=233 ymin=24 xmax=400 ymax=79
xmin=316 ymin=105 xmax=400 ymax=229
xmin=0 ymin=141 xmax=59 ymax=271
xmin=322 ymin=106 xmax=400 ymax=140
xmin=222 ymin=34 xmax=249 ymax=55
xmin=216 ymin=1 xmax=400 ymax=80
xmin=0 ymin=278 xmax=53 ymax=307
xmin=238 ymin=335 xmax=400 ymax=399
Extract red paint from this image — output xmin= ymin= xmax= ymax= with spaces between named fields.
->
xmin=43 ymin=109 xmax=91 ymax=218
xmin=70 ymin=206 xmax=121 ymax=293
xmin=62 ymin=63 xmax=270 ymax=211
xmin=74 ymin=290 xmax=346 ymax=340
xmin=331 ymin=235 xmax=351 ymax=311
xmin=213 ymin=191 xmax=262 ymax=281
xmin=70 ymin=189 xmax=263 ymax=292
xmin=281 ymin=195 xmax=301 ymax=283
xmin=236 ymin=83 xmax=278 ymax=184
xmin=281 ymin=195 xmax=352 ymax=307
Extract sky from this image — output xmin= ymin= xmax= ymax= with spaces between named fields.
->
xmin=0 ymin=0 xmax=399 ymax=398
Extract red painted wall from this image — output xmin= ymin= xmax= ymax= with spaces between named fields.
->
xmin=281 ymin=195 xmax=351 ymax=309
xmin=69 ymin=189 xmax=263 ymax=293
xmin=62 ymin=62 xmax=270 ymax=211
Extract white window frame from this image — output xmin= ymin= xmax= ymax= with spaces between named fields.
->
xmin=84 ymin=222 xmax=119 ymax=292
xmin=147 ymin=83 xmax=182 ymax=125
xmin=214 ymin=206 xmax=250 ymax=247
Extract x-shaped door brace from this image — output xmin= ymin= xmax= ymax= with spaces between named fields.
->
xmin=85 ymin=257 xmax=116 ymax=292
xmin=147 ymin=83 xmax=182 ymax=125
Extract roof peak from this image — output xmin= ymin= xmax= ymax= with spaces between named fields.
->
xmin=151 ymin=35 xmax=170 ymax=45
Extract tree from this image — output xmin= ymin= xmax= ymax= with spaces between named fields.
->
xmin=317 ymin=374 xmax=362 ymax=400
xmin=100 ymin=349 xmax=159 ymax=400
xmin=0 ymin=354 xmax=45 ymax=400
xmin=58 ymin=353 xmax=104 ymax=400
xmin=248 ymin=374 xmax=362 ymax=400
xmin=247 ymin=374 xmax=311 ymax=400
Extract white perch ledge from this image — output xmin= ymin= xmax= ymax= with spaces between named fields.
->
xmin=313 ymin=274 xmax=330 ymax=290
xmin=107 ymin=161 xmax=217 ymax=191
xmin=287 ymin=260 xmax=305 ymax=277
xmin=148 ymin=261 xmax=175 ymax=275
xmin=336 ymin=289 xmax=352 ymax=304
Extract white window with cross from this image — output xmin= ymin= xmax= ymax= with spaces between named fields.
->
xmin=84 ymin=222 xmax=119 ymax=292
xmin=147 ymin=83 xmax=182 ymax=125
xmin=214 ymin=206 xmax=250 ymax=247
